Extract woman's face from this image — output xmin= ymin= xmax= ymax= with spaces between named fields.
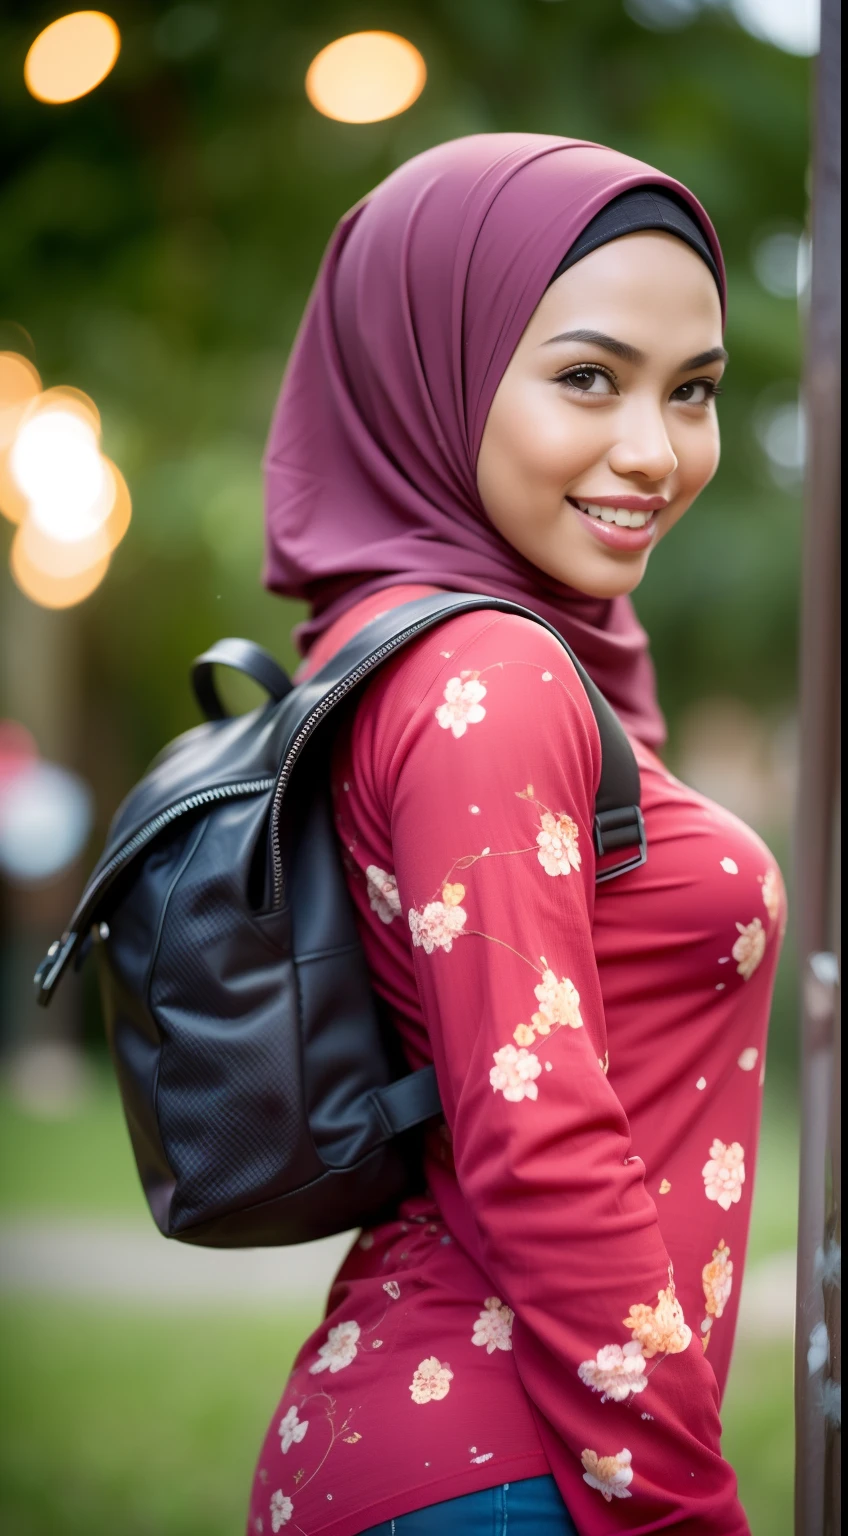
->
xmin=476 ymin=231 xmax=726 ymax=599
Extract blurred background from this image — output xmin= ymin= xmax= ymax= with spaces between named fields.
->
xmin=0 ymin=1 xmax=816 ymax=1531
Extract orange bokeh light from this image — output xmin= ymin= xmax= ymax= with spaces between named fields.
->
xmin=0 ymin=448 xmax=29 ymax=525
xmin=306 ymin=32 xmax=426 ymax=124
xmin=30 ymin=385 xmax=101 ymax=439
xmin=24 ymin=11 xmax=120 ymax=105
xmin=0 ymin=352 xmax=41 ymax=453
xmin=96 ymin=457 xmax=132 ymax=552
xmin=10 ymin=526 xmax=110 ymax=608
xmin=16 ymin=515 xmax=110 ymax=580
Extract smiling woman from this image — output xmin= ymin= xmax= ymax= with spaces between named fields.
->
xmin=478 ymin=226 xmax=727 ymax=596
xmin=249 ymin=134 xmax=786 ymax=1536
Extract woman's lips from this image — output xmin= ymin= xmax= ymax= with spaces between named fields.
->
xmin=566 ymin=496 xmax=660 ymax=553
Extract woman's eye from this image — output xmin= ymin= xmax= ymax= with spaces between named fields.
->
xmin=672 ymin=379 xmax=719 ymax=405
xmin=558 ymin=367 xmax=616 ymax=396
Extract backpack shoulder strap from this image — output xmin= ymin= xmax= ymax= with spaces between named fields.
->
xmin=283 ymin=592 xmax=645 ymax=884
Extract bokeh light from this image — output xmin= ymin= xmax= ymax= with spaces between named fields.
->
xmin=0 ymin=353 xmax=41 ymax=451
xmin=11 ymin=410 xmax=107 ymax=541
xmin=10 ymin=527 xmax=110 ymax=609
xmin=306 ymin=32 xmax=426 ymax=124
xmin=731 ymin=0 xmax=819 ymax=57
xmin=752 ymin=228 xmax=804 ymax=298
xmin=4 ymin=372 xmax=130 ymax=605
xmin=35 ymin=384 xmax=101 ymax=438
xmin=24 ymin=11 xmax=121 ymax=105
xmin=15 ymin=516 xmax=111 ymax=581
xmin=0 ymin=759 xmax=94 ymax=882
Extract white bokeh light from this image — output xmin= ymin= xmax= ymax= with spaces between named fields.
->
xmin=754 ymin=397 xmax=807 ymax=486
xmin=10 ymin=410 xmax=108 ymax=541
xmin=753 ymin=229 xmax=803 ymax=298
xmin=0 ymin=760 xmax=93 ymax=884
xmin=626 ymin=0 xmax=820 ymax=54
xmin=730 ymin=0 xmax=819 ymax=56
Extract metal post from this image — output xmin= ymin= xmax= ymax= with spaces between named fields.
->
xmin=794 ymin=0 xmax=841 ymax=1530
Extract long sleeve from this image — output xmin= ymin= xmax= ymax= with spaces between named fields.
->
xmin=374 ymin=611 xmax=749 ymax=1534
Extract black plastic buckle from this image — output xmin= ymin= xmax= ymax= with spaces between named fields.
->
xmin=33 ymin=930 xmax=78 ymax=1007
xmin=593 ymin=805 xmax=647 ymax=884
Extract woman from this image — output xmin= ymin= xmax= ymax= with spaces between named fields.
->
xmin=250 ymin=135 xmax=784 ymax=1536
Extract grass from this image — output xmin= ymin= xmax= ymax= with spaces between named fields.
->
xmin=0 ymin=1070 xmax=799 ymax=1534
xmin=0 ymin=1303 xmax=316 ymax=1536
xmin=0 ymin=1070 xmax=146 ymax=1218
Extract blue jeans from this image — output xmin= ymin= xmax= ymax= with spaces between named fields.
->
xmin=359 ymin=1474 xmax=577 ymax=1533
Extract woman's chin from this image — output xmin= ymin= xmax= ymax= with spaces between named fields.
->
xmin=543 ymin=550 xmax=650 ymax=599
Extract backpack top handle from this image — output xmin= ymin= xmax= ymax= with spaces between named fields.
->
xmin=191 ymin=638 xmax=293 ymax=721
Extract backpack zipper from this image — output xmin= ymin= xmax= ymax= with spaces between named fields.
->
xmin=94 ymin=778 xmax=276 ymax=901
xmin=36 ymin=778 xmax=275 ymax=1002
xmin=270 ymin=615 xmax=441 ymax=908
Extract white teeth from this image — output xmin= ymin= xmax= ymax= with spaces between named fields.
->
xmin=575 ymin=500 xmax=654 ymax=529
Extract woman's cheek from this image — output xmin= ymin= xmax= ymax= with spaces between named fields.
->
xmin=678 ymin=417 xmax=721 ymax=496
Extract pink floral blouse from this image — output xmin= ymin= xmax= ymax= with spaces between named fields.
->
xmin=248 ymin=587 xmax=785 ymax=1536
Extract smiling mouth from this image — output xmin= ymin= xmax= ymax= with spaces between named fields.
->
xmin=569 ymin=498 xmax=656 ymax=529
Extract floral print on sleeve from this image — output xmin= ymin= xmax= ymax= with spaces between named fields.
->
xmin=622 ymin=1273 xmax=692 ymax=1358
xmin=435 ymin=673 xmax=487 ymax=738
xmin=702 ymin=1140 xmax=746 ymax=1210
xmin=408 ymin=896 xmax=467 ymax=953
xmin=581 ymin=1447 xmax=634 ymax=1502
xmin=489 ymin=1043 xmax=542 ymax=1102
xmin=702 ymin=1240 xmax=733 ymax=1321
xmin=536 ymin=808 xmax=582 ymax=877
xmin=578 ymin=1342 xmax=647 ymax=1401
xmin=365 ymin=865 xmax=401 ymax=924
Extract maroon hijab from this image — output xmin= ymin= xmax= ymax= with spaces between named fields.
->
xmin=263 ymin=134 xmax=725 ymax=747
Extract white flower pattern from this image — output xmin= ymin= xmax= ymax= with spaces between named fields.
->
xmin=309 ymin=1319 xmax=360 ymax=1375
xmin=489 ymin=1044 xmax=542 ymax=1103
xmin=536 ymin=810 xmax=581 ymax=877
xmin=435 ymin=675 xmax=487 ymax=738
xmin=702 ymin=1239 xmax=733 ymax=1319
xmin=532 ymin=967 xmax=582 ymax=1033
xmin=578 ymin=1342 xmax=647 ymax=1401
xmin=732 ymin=917 xmax=766 ymax=980
xmin=581 ymin=1447 xmax=634 ymax=1502
xmin=702 ymin=1139 xmax=746 ymax=1211
xmin=761 ymin=867 xmax=782 ymax=924
xmin=408 ymin=899 xmax=467 ymax=954
xmin=365 ymin=865 xmax=401 ymax=924
xmin=278 ymin=1405 xmax=308 ymax=1454
xmin=471 ymin=1296 xmax=514 ymax=1354
xmin=409 ymin=1356 xmax=454 ymax=1404
xmin=269 ymin=1490 xmax=294 ymax=1531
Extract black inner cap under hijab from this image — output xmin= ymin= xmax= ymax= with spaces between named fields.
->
xmin=549 ymin=187 xmax=722 ymax=296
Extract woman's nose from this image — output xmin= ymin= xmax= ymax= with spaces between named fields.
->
xmin=608 ymin=401 xmax=678 ymax=483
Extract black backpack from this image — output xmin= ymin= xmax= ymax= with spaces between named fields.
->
xmin=35 ymin=593 xmax=646 ymax=1248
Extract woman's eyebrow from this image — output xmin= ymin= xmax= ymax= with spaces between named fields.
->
xmin=542 ymin=329 xmax=729 ymax=372
xmin=679 ymin=346 xmax=729 ymax=369
xmin=542 ymin=328 xmax=644 ymax=363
